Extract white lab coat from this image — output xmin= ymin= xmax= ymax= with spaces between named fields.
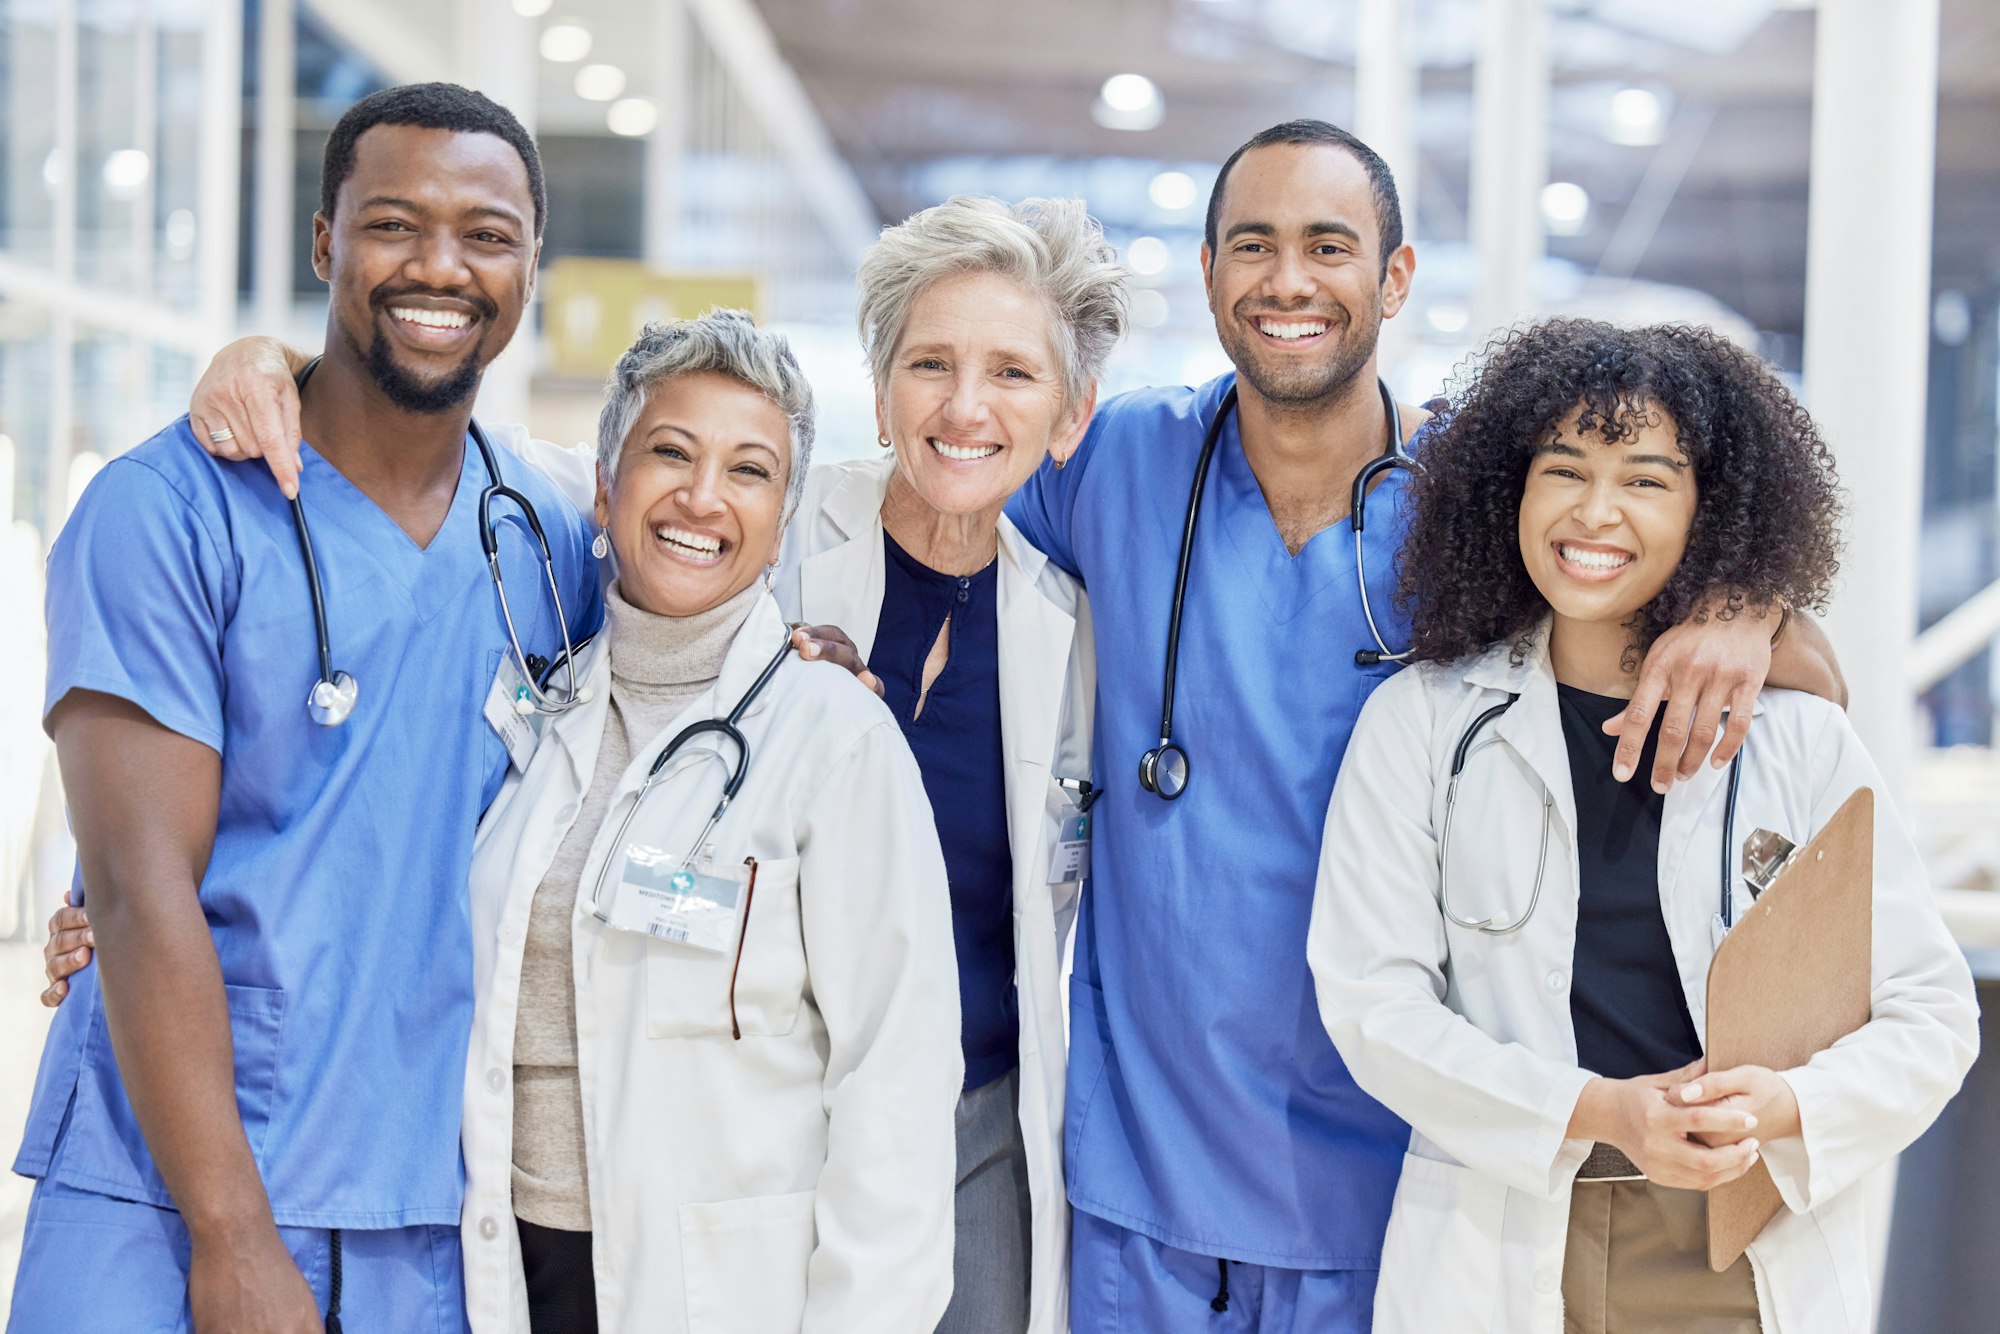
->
xmin=1307 ymin=622 xmax=1978 ymax=1334
xmin=774 ymin=454 xmax=1094 ymax=1334
xmin=460 ymin=593 xmax=963 ymax=1334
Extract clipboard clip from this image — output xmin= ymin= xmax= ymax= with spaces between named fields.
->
xmin=1742 ymin=827 xmax=1801 ymax=901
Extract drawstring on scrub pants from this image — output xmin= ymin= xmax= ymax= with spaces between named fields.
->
xmin=325 ymin=1228 xmax=344 ymax=1333
xmin=1211 ymin=1257 xmax=1230 ymax=1313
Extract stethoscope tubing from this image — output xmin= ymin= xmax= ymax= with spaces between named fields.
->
xmin=1141 ymin=376 xmax=1411 ymax=798
xmin=585 ymin=635 xmax=796 ymax=918
xmin=1438 ymin=694 xmax=1746 ymax=937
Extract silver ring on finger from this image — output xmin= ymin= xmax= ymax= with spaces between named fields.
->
xmin=208 ymin=425 xmax=236 ymax=445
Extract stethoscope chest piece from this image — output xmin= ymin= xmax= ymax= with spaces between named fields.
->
xmin=1138 ymin=740 xmax=1189 ymax=800
xmin=308 ymin=670 xmax=359 ymax=727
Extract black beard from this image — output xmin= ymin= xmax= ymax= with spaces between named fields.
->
xmin=346 ymin=326 xmax=485 ymax=415
xmin=1220 ymin=296 xmax=1382 ymax=408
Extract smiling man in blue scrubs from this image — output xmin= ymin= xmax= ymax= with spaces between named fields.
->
xmin=9 ymin=85 xmax=598 ymax=1331
xmin=1008 ymin=121 xmax=1844 ymax=1331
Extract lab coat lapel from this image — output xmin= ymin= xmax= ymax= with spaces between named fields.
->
xmin=996 ymin=518 xmax=1074 ymax=832
xmin=797 ymin=460 xmax=890 ymax=659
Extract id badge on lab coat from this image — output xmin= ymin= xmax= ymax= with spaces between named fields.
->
xmin=1047 ymin=801 xmax=1092 ymax=883
xmin=601 ymin=844 xmax=744 ymax=953
xmin=482 ymin=656 xmax=546 ymax=773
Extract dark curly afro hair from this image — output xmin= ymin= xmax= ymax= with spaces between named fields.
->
xmin=1398 ymin=319 xmax=1843 ymax=666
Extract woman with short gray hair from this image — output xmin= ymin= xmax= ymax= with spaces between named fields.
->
xmin=775 ymin=194 xmax=1129 ymax=1334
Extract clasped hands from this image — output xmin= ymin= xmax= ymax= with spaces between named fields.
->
xmin=1569 ymin=1058 xmax=1802 ymax=1192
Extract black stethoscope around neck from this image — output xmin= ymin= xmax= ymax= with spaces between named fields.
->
xmin=1138 ymin=377 xmax=1416 ymax=800
xmin=288 ymin=357 xmax=585 ymax=726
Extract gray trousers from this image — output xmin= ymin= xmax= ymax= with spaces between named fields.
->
xmin=935 ymin=1066 xmax=1034 ymax=1334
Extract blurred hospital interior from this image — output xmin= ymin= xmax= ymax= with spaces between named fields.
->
xmin=2 ymin=0 xmax=1999 ymax=1326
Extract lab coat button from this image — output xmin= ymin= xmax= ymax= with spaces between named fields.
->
xmin=1534 ymin=1268 xmax=1558 ymax=1294
xmin=1545 ymin=969 xmax=1568 ymax=993
xmin=486 ymin=1068 xmax=505 ymax=1094
xmin=479 ymin=1215 xmax=500 ymax=1241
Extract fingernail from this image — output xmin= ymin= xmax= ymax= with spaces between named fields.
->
xmin=1684 ymin=1083 xmax=1703 ymax=1101
xmin=1613 ymin=764 xmax=1632 ymax=782
xmin=1652 ymin=779 xmax=1669 ymax=795
xmin=1744 ymin=1114 xmax=1757 ymax=1128
xmin=84 ymin=930 xmax=94 ymax=944
xmin=1744 ymin=1138 xmax=1759 ymax=1153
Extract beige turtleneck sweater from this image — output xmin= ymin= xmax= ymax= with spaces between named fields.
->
xmin=510 ymin=579 xmax=762 ymax=1231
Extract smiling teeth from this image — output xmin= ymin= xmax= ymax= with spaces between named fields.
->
xmin=931 ymin=439 xmax=1000 ymax=461
xmin=1560 ymin=545 xmax=1634 ymax=570
xmin=656 ymin=526 xmax=721 ymax=555
xmin=1260 ymin=320 xmax=1327 ymax=340
xmin=391 ymin=308 xmax=471 ymax=329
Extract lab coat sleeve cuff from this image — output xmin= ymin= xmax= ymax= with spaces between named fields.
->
xmin=1536 ymin=1067 xmax=1600 ymax=1199
xmin=1761 ymin=1069 xmax=1821 ymax=1213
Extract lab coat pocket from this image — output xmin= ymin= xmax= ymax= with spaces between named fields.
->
xmin=678 ymin=1189 xmax=817 ymax=1334
xmin=646 ymin=858 xmax=806 ymax=1039
xmin=1374 ymin=1152 xmax=1506 ymax=1334
xmin=58 ymin=983 xmax=286 ymax=1206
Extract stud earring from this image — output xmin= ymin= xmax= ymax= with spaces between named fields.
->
xmin=1053 ymin=454 xmax=1068 ymax=471
xmin=878 ymin=434 xmax=892 ymax=448
xmin=590 ymin=530 xmax=609 ymax=559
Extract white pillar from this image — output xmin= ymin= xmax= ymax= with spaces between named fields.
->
xmin=1354 ymin=0 xmax=1418 ymax=368
xmin=1468 ymin=0 xmax=1547 ymax=339
xmin=253 ymin=0 xmax=295 ymax=336
xmin=45 ymin=0 xmax=78 ymax=539
xmin=643 ymin=0 xmax=689 ymax=269
xmin=1803 ymin=0 xmax=1940 ymax=805
xmin=198 ymin=0 xmax=244 ymax=348
xmin=457 ymin=0 xmax=537 ymax=429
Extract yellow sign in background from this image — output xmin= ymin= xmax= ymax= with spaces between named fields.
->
xmin=541 ymin=259 xmax=760 ymax=381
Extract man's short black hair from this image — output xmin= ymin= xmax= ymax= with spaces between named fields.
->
xmin=320 ymin=82 xmax=546 ymax=237
xmin=1204 ymin=120 xmax=1403 ymax=274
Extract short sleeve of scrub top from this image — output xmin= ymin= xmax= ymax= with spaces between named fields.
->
xmin=1004 ymin=408 xmax=1112 ymax=584
xmin=43 ymin=453 xmax=234 ymax=749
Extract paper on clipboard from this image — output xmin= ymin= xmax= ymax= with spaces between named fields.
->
xmin=1703 ymin=786 xmax=1874 ymax=1272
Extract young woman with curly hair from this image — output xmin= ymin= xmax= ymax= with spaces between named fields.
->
xmin=1304 ymin=320 xmax=1977 ymax=1333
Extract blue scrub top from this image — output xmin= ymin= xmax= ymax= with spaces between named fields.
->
xmin=1007 ymin=374 xmax=1414 ymax=1269
xmin=16 ymin=418 xmax=601 ymax=1229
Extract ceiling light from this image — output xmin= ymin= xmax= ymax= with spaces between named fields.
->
xmin=1148 ymin=170 xmax=1198 ymax=212
xmin=1127 ymin=236 xmax=1170 ymax=276
xmin=1426 ymin=303 xmax=1470 ymax=335
xmin=1540 ymin=181 xmax=1591 ymax=236
xmin=1131 ymin=290 xmax=1170 ymax=329
xmin=1606 ymin=87 xmax=1665 ymax=147
xmin=575 ymin=63 xmax=625 ymax=101
xmin=1094 ymin=73 xmax=1163 ymax=132
xmin=607 ymin=97 xmax=659 ymax=137
xmin=511 ymin=0 xmax=552 ymax=14
xmin=103 ymin=149 xmax=150 ymax=200
xmin=539 ymin=21 xmax=592 ymax=63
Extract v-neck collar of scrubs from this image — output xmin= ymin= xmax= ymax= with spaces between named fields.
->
xmin=1208 ymin=404 xmax=1410 ymax=626
xmin=291 ymin=434 xmax=490 ymax=624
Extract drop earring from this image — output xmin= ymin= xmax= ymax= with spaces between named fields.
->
xmin=878 ymin=434 xmax=892 ymax=449
xmin=764 ymin=562 xmax=779 ymax=590
xmin=591 ymin=530 xmax=609 ymax=559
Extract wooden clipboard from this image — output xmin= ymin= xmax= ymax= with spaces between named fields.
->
xmin=1702 ymin=786 xmax=1874 ymax=1270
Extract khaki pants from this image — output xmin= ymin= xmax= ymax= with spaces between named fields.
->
xmin=1563 ymin=1179 xmax=1761 ymax=1333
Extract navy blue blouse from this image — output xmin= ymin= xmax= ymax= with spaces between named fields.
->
xmin=875 ymin=531 xmax=1017 ymax=1092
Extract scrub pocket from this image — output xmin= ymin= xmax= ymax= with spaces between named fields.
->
xmin=678 ymin=1189 xmax=817 ymax=1334
xmin=55 ymin=982 xmax=286 ymax=1205
xmin=13 ymin=1182 xmax=194 ymax=1333
xmin=646 ymin=857 xmax=807 ymax=1039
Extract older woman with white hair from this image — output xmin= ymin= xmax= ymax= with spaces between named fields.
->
xmin=772 ymin=195 xmax=1125 ymax=1334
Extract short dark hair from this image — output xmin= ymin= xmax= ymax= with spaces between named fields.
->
xmin=1204 ymin=120 xmax=1403 ymax=274
xmin=1398 ymin=320 xmax=1844 ymax=665
xmin=320 ymin=82 xmax=546 ymax=237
